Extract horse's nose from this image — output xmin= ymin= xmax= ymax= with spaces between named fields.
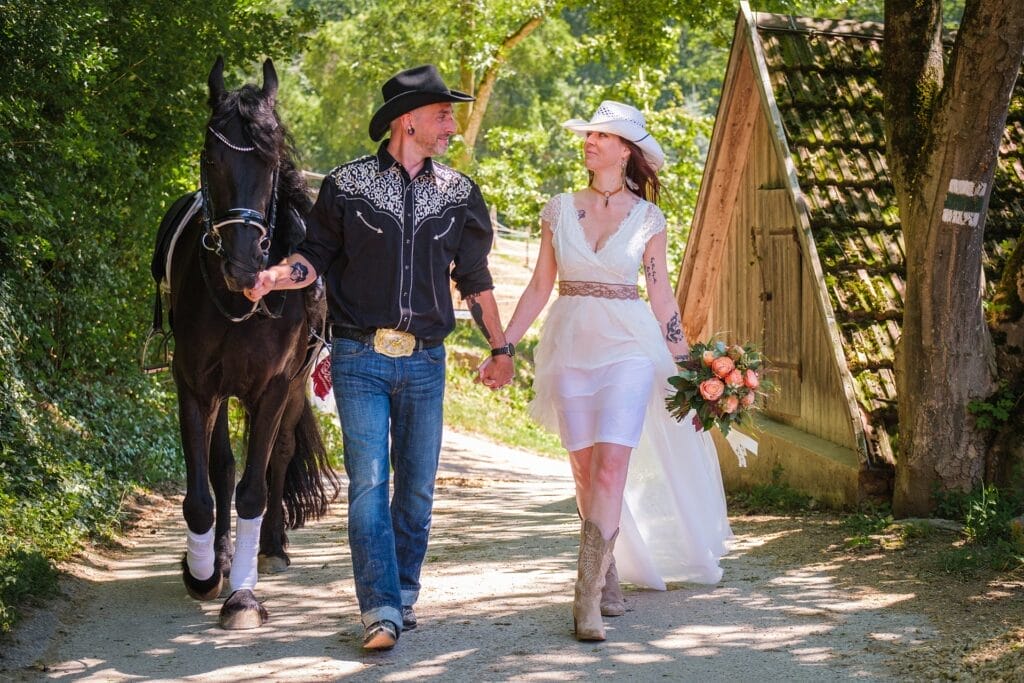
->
xmin=221 ymin=264 xmax=257 ymax=292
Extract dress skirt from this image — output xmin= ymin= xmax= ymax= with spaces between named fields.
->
xmin=530 ymin=293 xmax=732 ymax=588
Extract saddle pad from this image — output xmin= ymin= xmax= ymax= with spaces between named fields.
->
xmin=151 ymin=190 xmax=202 ymax=291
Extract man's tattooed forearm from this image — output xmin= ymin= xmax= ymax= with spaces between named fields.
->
xmin=645 ymin=257 xmax=657 ymax=284
xmin=289 ymin=261 xmax=309 ymax=283
xmin=466 ymin=293 xmax=491 ymax=342
xmin=577 ymin=209 xmax=586 ymax=220
xmin=665 ymin=311 xmax=683 ymax=344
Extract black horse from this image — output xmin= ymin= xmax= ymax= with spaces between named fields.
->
xmin=155 ymin=57 xmax=337 ymax=629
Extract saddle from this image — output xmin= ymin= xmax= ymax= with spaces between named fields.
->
xmin=141 ymin=191 xmax=201 ymax=372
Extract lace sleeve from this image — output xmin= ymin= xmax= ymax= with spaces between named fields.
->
xmin=642 ymin=202 xmax=666 ymax=241
xmin=539 ymin=194 xmax=561 ymax=230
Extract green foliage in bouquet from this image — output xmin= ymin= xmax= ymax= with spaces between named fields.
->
xmin=666 ymin=339 xmax=770 ymax=435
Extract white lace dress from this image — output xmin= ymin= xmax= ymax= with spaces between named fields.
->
xmin=530 ymin=193 xmax=732 ymax=588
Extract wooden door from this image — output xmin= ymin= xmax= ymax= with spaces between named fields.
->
xmin=759 ymin=188 xmax=802 ymax=417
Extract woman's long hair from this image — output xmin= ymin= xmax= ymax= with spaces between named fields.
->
xmin=623 ymin=139 xmax=661 ymax=205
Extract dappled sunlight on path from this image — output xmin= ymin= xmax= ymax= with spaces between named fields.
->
xmin=2 ymin=431 xmax=928 ymax=681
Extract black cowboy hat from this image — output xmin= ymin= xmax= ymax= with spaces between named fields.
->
xmin=368 ymin=65 xmax=474 ymax=142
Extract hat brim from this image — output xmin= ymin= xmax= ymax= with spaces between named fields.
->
xmin=369 ymin=90 xmax=474 ymax=141
xmin=562 ymin=119 xmax=666 ymax=171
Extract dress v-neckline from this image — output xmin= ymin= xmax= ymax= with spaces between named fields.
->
xmin=570 ymin=195 xmax=644 ymax=254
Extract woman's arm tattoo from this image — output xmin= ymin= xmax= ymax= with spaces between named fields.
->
xmin=645 ymin=257 xmax=657 ymax=284
xmin=665 ymin=311 xmax=683 ymax=343
xmin=465 ymin=293 xmax=491 ymax=342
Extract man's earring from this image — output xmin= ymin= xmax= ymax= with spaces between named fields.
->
xmin=406 ymin=125 xmax=415 ymax=135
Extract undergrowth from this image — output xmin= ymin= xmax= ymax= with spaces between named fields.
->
xmin=729 ymin=464 xmax=813 ymax=513
xmin=933 ymin=485 xmax=1024 ymax=575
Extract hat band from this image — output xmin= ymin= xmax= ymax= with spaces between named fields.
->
xmin=379 ymin=89 xmax=426 ymax=107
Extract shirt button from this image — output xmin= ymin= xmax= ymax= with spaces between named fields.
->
xmin=405 ymin=265 xmax=409 ymax=270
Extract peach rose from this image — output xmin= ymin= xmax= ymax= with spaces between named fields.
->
xmin=725 ymin=369 xmax=744 ymax=387
xmin=741 ymin=391 xmax=756 ymax=407
xmin=702 ymin=350 xmax=716 ymax=367
xmin=744 ymin=369 xmax=760 ymax=389
xmin=721 ymin=395 xmax=740 ymax=414
xmin=711 ymin=356 xmax=735 ymax=378
xmin=699 ymin=378 xmax=725 ymax=401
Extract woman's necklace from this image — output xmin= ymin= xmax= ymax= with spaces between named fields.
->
xmin=588 ymin=183 xmax=624 ymax=207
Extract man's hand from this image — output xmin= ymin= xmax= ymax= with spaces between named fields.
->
xmin=244 ymin=269 xmax=278 ymax=302
xmin=476 ymin=355 xmax=514 ymax=390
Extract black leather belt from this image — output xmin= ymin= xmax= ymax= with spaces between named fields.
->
xmin=331 ymin=325 xmax=443 ymax=351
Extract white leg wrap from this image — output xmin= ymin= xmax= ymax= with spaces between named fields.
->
xmin=229 ymin=514 xmax=263 ymax=593
xmin=186 ymin=528 xmax=215 ymax=581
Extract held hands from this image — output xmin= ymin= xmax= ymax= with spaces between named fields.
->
xmin=244 ymin=269 xmax=278 ymax=302
xmin=476 ymin=355 xmax=514 ymax=390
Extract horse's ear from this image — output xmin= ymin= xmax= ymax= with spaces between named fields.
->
xmin=208 ymin=56 xmax=225 ymax=107
xmin=261 ymin=59 xmax=278 ymax=105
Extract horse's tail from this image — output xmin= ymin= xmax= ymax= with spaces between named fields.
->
xmin=282 ymin=397 xmax=340 ymax=529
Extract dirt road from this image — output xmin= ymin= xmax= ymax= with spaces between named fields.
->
xmin=7 ymin=429 xmax=989 ymax=682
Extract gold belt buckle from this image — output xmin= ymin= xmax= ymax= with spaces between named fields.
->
xmin=373 ymin=328 xmax=416 ymax=358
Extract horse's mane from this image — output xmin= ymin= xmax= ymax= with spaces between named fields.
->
xmin=209 ymin=84 xmax=313 ymax=246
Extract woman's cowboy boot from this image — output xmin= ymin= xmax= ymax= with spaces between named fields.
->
xmin=600 ymin=556 xmax=626 ymax=616
xmin=574 ymin=505 xmax=625 ymax=617
xmin=573 ymin=519 xmax=618 ymax=641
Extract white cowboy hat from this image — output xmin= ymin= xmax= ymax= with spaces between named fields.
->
xmin=562 ymin=100 xmax=665 ymax=171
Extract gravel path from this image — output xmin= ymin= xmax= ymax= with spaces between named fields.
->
xmin=1 ymin=430 xmax=957 ymax=681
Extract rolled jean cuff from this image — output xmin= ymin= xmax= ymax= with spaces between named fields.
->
xmin=362 ymin=605 xmax=403 ymax=633
xmin=400 ymin=588 xmax=419 ymax=607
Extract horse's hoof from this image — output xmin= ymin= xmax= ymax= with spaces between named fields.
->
xmin=258 ymin=553 xmax=290 ymax=575
xmin=181 ymin=557 xmax=224 ymax=601
xmin=219 ymin=589 xmax=268 ymax=630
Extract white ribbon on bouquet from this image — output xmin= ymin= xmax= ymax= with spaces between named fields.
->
xmin=724 ymin=429 xmax=759 ymax=468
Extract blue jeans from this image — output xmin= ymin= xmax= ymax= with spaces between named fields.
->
xmin=330 ymin=337 xmax=446 ymax=631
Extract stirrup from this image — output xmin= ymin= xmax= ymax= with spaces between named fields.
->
xmin=140 ymin=327 xmax=172 ymax=374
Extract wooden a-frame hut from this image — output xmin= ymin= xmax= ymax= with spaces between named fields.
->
xmin=677 ymin=2 xmax=1024 ymax=506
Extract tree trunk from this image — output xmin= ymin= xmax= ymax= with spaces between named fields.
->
xmin=884 ymin=0 xmax=1024 ymax=516
xmin=454 ymin=14 xmax=546 ymax=168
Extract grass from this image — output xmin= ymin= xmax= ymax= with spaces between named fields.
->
xmin=729 ymin=464 xmax=813 ymax=513
xmin=443 ymin=321 xmax=563 ymax=458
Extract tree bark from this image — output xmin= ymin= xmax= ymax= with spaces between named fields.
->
xmin=884 ymin=0 xmax=1024 ymax=516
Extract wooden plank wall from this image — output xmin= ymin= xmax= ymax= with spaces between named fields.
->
xmin=700 ymin=109 xmax=857 ymax=451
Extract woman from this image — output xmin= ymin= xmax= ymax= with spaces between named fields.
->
xmin=501 ymin=101 xmax=732 ymax=641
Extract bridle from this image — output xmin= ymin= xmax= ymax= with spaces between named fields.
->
xmin=199 ymin=124 xmax=282 ymax=322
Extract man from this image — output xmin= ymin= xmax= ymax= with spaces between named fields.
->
xmin=244 ymin=64 xmax=514 ymax=650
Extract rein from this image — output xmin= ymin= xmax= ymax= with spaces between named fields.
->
xmin=199 ymin=125 xmax=283 ymax=322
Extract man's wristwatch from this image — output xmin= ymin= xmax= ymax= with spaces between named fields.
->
xmin=491 ymin=342 xmax=515 ymax=358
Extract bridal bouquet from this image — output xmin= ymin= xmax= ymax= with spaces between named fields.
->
xmin=666 ymin=339 xmax=768 ymax=435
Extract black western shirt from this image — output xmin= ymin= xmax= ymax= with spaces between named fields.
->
xmin=296 ymin=143 xmax=495 ymax=342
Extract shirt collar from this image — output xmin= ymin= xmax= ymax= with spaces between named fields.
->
xmin=375 ymin=140 xmax=436 ymax=179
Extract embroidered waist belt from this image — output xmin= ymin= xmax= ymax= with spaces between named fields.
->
xmin=558 ymin=280 xmax=639 ymax=300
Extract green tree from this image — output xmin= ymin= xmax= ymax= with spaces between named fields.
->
xmin=882 ymin=0 xmax=1024 ymax=515
xmin=0 ymin=0 xmax=313 ymax=632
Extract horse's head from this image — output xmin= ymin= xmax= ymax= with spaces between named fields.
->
xmin=201 ymin=57 xmax=283 ymax=292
